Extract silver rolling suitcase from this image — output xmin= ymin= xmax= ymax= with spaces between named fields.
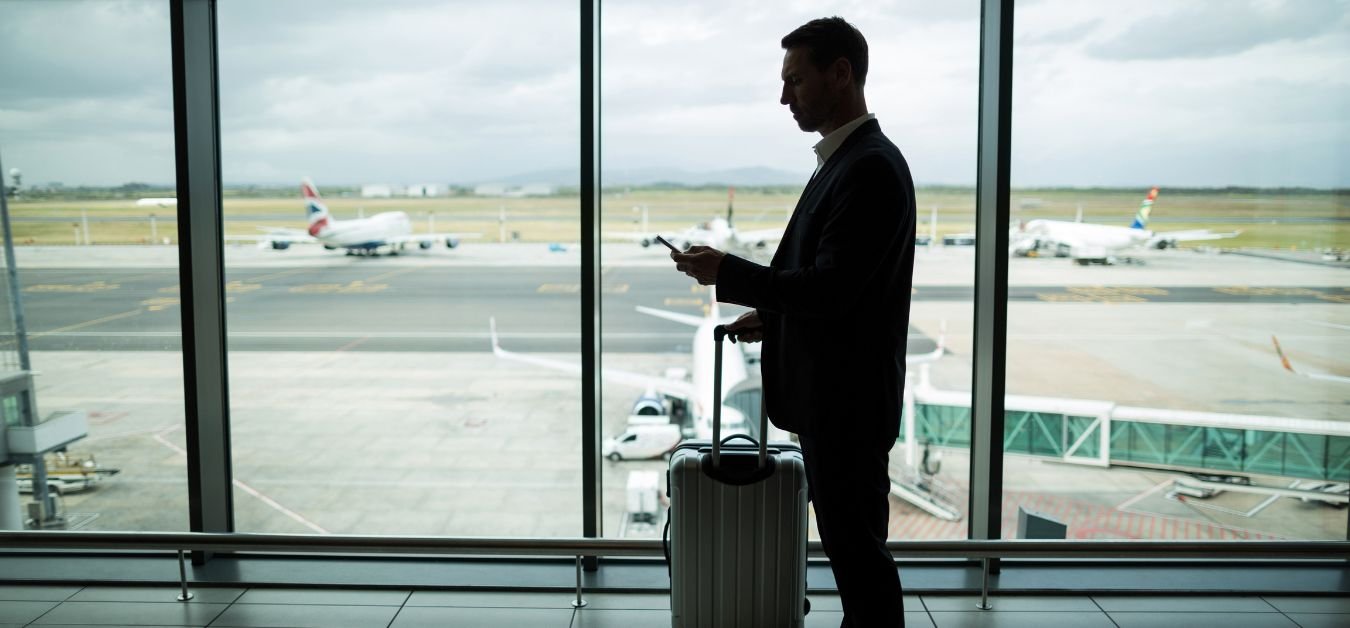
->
xmin=666 ymin=324 xmax=809 ymax=628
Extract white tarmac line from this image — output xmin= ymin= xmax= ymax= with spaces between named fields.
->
xmin=150 ymin=425 xmax=330 ymax=535
xmin=1115 ymin=478 xmax=1173 ymax=511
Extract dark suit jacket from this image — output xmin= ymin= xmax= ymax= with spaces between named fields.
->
xmin=717 ymin=119 xmax=915 ymax=441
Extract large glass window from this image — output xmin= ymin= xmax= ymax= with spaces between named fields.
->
xmin=599 ymin=1 xmax=980 ymax=541
xmin=218 ymin=0 xmax=581 ymax=535
xmin=1001 ymin=0 xmax=1348 ymax=540
xmin=0 ymin=0 xmax=186 ymax=530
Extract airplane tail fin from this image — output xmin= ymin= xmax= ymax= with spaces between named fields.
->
xmin=1272 ymin=335 xmax=1298 ymax=374
xmin=726 ymin=186 xmax=735 ymax=226
xmin=302 ymin=177 xmax=333 ymax=237
xmin=1129 ymin=187 xmax=1159 ymax=230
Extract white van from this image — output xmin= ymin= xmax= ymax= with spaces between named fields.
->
xmin=603 ymin=423 xmax=682 ymax=461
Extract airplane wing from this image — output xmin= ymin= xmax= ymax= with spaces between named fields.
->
xmin=223 ymin=229 xmax=318 ymax=247
xmin=734 ymin=227 xmax=784 ymax=245
xmin=1148 ymin=229 xmax=1240 ymax=247
xmin=387 ymin=232 xmax=483 ymax=245
xmin=489 ymin=318 xmax=697 ymax=400
xmin=607 ymin=227 xmax=714 ymax=248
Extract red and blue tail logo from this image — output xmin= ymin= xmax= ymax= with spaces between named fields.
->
xmin=1129 ymin=187 xmax=1159 ymax=230
xmin=302 ymin=178 xmax=331 ymax=237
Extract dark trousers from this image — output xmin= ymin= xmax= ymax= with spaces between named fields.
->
xmin=800 ymin=431 xmax=905 ymax=627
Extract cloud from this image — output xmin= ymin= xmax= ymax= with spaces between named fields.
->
xmin=1087 ymin=0 xmax=1349 ymax=61
xmin=0 ymin=0 xmax=1345 ymax=188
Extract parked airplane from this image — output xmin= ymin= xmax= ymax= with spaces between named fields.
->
xmin=1011 ymin=187 xmax=1239 ymax=265
xmin=1272 ymin=336 xmax=1350 ymax=384
xmin=230 ymin=179 xmax=478 ymax=255
xmin=612 ymin=188 xmax=784 ymax=254
xmin=489 ymin=292 xmax=946 ymax=446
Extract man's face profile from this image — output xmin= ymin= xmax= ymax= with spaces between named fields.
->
xmin=780 ymin=47 xmax=835 ymax=133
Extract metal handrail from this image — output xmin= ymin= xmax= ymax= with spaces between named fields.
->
xmin=1 ymin=531 xmax=1345 ymax=560
xmin=2 ymin=532 xmax=1343 ymax=609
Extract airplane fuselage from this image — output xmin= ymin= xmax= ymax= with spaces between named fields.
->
xmin=316 ymin=212 xmax=413 ymax=250
xmin=1021 ymin=219 xmax=1152 ymax=259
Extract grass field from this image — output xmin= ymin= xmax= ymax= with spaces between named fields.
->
xmin=7 ymin=187 xmax=1347 ymax=250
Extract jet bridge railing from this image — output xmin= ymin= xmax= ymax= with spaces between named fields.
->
xmin=0 ymin=532 xmax=1345 ymax=610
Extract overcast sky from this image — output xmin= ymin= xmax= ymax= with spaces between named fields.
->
xmin=0 ymin=0 xmax=1346 ymax=188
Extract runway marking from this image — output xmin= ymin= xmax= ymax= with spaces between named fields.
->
xmin=334 ymin=336 xmax=371 ymax=352
xmin=141 ymin=297 xmax=181 ymax=311
xmin=290 ymin=281 xmax=388 ymax=294
xmin=243 ymin=267 xmax=315 ymax=283
xmin=158 ymin=281 xmax=259 ymax=294
xmin=1214 ymin=286 xmax=1324 ymax=297
xmin=231 ymin=478 xmax=331 ymax=535
xmin=150 ymin=424 xmax=330 ymax=535
xmin=1036 ymin=287 xmax=1168 ymax=303
xmin=364 ymin=267 xmax=421 ymax=283
xmin=537 ymin=283 xmax=630 ymax=294
xmin=23 ymin=281 xmax=120 ymax=293
xmin=31 ymin=308 xmax=144 ymax=337
xmin=1115 ymin=478 xmax=1174 ymax=511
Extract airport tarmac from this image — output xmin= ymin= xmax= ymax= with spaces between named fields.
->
xmin=9 ymin=243 xmax=1346 ymax=540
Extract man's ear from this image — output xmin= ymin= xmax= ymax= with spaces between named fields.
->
xmin=831 ymin=57 xmax=853 ymax=89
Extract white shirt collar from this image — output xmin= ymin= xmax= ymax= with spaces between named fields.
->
xmin=813 ymin=113 xmax=876 ymax=168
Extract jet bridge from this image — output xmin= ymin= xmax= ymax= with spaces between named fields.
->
xmin=901 ymin=368 xmax=1349 ymax=487
xmin=0 ymin=371 xmax=89 ymax=528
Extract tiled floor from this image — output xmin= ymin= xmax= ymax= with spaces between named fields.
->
xmin=0 ymin=585 xmax=1345 ymax=627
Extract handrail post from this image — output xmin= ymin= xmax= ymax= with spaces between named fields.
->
xmin=571 ymin=555 xmax=588 ymax=608
xmin=176 ymin=550 xmax=194 ymax=602
xmin=974 ymin=557 xmax=993 ymax=610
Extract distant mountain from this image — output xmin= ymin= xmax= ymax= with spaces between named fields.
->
xmin=484 ymin=166 xmax=807 ymax=188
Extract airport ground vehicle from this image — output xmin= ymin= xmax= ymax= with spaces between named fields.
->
xmin=16 ymin=452 xmax=116 ymax=495
xmin=603 ymin=422 xmax=682 ymax=461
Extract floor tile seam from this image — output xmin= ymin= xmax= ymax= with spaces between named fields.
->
xmin=383 ymin=589 xmax=412 ymax=628
xmin=20 ymin=596 xmax=63 ymax=628
xmin=404 ymin=603 xmax=579 ymax=609
xmin=1257 ymin=595 xmax=1289 ymax=613
xmin=1101 ymin=610 xmax=1284 ymax=613
xmin=226 ymin=601 xmax=408 ymax=607
xmin=1088 ymin=595 xmax=1122 ymax=628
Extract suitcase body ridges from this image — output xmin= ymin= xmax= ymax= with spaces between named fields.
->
xmin=668 ymin=441 xmax=808 ymax=628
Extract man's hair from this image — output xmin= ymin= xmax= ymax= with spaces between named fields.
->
xmin=781 ymin=17 xmax=868 ymax=88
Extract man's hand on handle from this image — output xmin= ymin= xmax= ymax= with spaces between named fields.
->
xmin=726 ymin=310 xmax=764 ymax=344
xmin=671 ymin=245 xmax=725 ymax=286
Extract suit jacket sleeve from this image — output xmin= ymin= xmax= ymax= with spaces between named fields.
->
xmin=717 ymin=154 xmax=909 ymax=317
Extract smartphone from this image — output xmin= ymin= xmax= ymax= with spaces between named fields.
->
xmin=653 ymin=234 xmax=679 ymax=252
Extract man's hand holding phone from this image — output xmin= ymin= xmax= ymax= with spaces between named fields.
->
xmin=653 ymin=234 xmax=679 ymax=253
xmin=670 ymin=243 xmax=727 ymax=286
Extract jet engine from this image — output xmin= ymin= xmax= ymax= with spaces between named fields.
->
xmin=270 ymin=241 xmax=291 ymax=250
xmin=631 ymin=391 xmax=666 ymax=416
xmin=445 ymin=238 xmax=460 ymax=249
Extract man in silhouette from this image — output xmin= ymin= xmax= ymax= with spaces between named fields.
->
xmin=671 ymin=16 xmax=915 ymax=627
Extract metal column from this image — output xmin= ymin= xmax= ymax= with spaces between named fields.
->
xmin=169 ymin=0 xmax=234 ymax=557
xmin=969 ymin=0 xmax=1014 ymax=559
xmin=579 ymin=0 xmax=603 ymax=569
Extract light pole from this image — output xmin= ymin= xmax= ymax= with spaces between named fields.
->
xmin=0 ymin=155 xmax=53 ymax=527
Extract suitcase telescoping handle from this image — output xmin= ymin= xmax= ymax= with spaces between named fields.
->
xmin=712 ymin=324 xmax=769 ymax=470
